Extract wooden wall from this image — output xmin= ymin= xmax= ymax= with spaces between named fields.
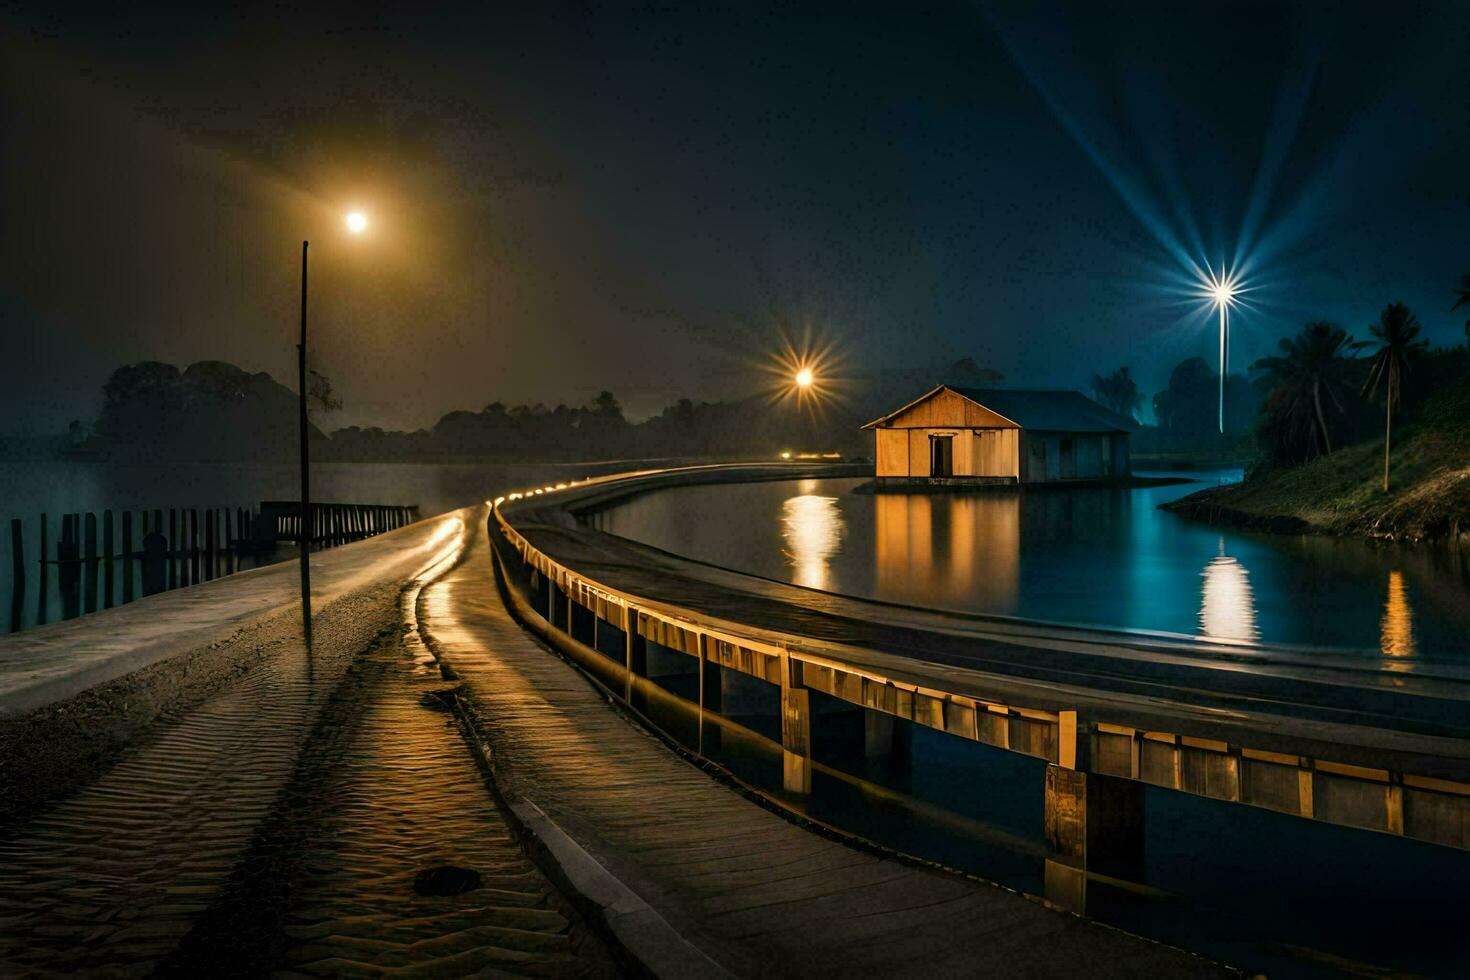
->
xmin=874 ymin=427 xmax=1019 ymax=478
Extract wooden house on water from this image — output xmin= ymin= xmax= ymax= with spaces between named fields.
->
xmin=862 ymin=386 xmax=1136 ymax=487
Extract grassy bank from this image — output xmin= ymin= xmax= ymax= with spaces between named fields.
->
xmin=1165 ymin=382 xmax=1470 ymax=541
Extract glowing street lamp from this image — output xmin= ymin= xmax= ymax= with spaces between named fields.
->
xmin=345 ymin=211 xmax=368 ymax=235
xmin=1204 ymin=269 xmax=1239 ymax=434
xmin=795 ymin=367 xmax=814 ymax=389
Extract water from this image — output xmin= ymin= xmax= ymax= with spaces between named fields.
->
xmin=0 ymin=458 xmax=611 ymax=632
xmin=589 ymin=471 xmax=1470 ymax=660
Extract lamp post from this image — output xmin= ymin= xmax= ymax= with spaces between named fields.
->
xmin=298 ymin=240 xmax=312 ymax=647
xmin=1205 ymin=273 xmax=1237 ymax=434
xmin=298 ymin=211 xmax=368 ymax=647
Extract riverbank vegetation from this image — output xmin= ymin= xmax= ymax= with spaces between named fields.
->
xmin=1163 ymin=286 xmax=1470 ymax=541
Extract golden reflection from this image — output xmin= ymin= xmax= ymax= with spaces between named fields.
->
xmin=874 ymin=494 xmax=1018 ymax=611
xmin=780 ymin=491 xmax=845 ymax=590
xmin=1198 ymin=549 xmax=1259 ymax=642
xmin=1380 ymin=570 xmax=1415 ymax=662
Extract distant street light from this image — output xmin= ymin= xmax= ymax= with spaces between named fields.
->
xmin=795 ymin=367 xmax=814 ymax=389
xmin=345 ymin=211 xmax=368 ymax=235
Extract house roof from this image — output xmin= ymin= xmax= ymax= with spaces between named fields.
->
xmin=862 ymin=385 xmax=1138 ymax=433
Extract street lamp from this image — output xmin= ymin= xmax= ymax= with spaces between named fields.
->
xmin=1203 ymin=269 xmax=1238 ymax=434
xmin=296 ymin=211 xmax=369 ymax=648
xmin=795 ymin=367 xmax=814 ymax=389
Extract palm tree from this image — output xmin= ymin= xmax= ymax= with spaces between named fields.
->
xmin=1252 ymin=322 xmax=1359 ymax=461
xmin=1362 ymin=302 xmax=1427 ymax=492
xmin=1453 ymin=272 xmax=1470 ymax=348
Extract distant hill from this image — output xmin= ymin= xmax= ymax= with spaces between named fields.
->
xmin=1165 ymin=381 xmax=1470 ymax=540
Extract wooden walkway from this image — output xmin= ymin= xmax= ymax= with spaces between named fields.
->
xmin=417 ymin=518 xmax=1227 ymax=978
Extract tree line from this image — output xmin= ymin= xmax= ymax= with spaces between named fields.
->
xmin=72 ymin=360 xmax=865 ymax=462
xmin=1090 ymin=273 xmax=1470 ymax=485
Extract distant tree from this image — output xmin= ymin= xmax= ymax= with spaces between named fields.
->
xmin=307 ymin=370 xmax=343 ymax=417
xmin=1453 ymin=271 xmax=1470 ymax=348
xmin=1362 ymin=302 xmax=1428 ymax=492
xmin=1151 ymin=357 xmax=1260 ymax=446
xmin=591 ymin=390 xmax=623 ymax=420
xmin=1091 ymin=366 xmax=1141 ymax=419
xmin=1252 ymin=322 xmax=1360 ymax=461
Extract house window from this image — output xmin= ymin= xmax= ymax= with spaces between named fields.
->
xmin=929 ymin=434 xmax=954 ymax=477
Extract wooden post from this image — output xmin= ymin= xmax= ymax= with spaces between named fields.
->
xmin=205 ymin=509 xmax=216 ymax=581
xmin=59 ymin=515 xmax=80 ymax=619
xmin=102 ymin=510 xmax=115 ymax=609
xmin=36 ymin=513 xmax=48 ymax=625
xmin=780 ymin=650 xmax=812 ymax=794
xmin=9 ymin=518 xmax=23 ymax=633
xmin=82 ymin=513 xmax=98 ymax=614
xmin=224 ymin=508 xmax=235 ymax=574
xmin=1043 ymin=713 xmax=1145 ymax=915
xmin=189 ymin=509 xmax=200 ymax=584
xmin=168 ymin=509 xmax=178 ymax=589
xmin=122 ymin=511 xmax=135 ymax=603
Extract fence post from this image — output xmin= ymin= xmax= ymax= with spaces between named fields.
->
xmin=122 ymin=511 xmax=135 ymax=603
xmin=205 ymin=509 xmax=216 ymax=581
xmin=189 ymin=509 xmax=200 ymax=584
xmin=9 ymin=518 xmax=23 ymax=633
xmin=59 ymin=515 xmax=80 ymax=619
xmin=36 ymin=513 xmax=48 ymax=625
xmin=224 ymin=508 xmax=235 ymax=574
xmin=168 ymin=509 xmax=178 ymax=589
xmin=102 ymin=510 xmax=115 ymax=609
xmin=82 ymin=513 xmax=98 ymax=614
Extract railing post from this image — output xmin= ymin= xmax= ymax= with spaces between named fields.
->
xmin=780 ymin=647 xmax=812 ymax=794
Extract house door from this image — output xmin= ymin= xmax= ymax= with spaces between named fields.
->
xmin=1027 ymin=440 xmax=1046 ymax=482
xmin=1059 ymin=438 xmax=1076 ymax=479
xmin=929 ymin=435 xmax=954 ymax=477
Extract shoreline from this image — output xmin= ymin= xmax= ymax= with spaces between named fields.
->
xmin=1162 ymin=483 xmax=1470 ymax=545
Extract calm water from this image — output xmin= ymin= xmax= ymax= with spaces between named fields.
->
xmin=589 ymin=472 xmax=1470 ymax=659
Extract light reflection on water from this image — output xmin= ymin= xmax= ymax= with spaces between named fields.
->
xmin=590 ymin=473 xmax=1470 ymax=658
xmin=1380 ymin=570 xmax=1415 ymax=664
xmin=779 ymin=480 xmax=845 ymax=590
xmin=1198 ymin=548 xmax=1260 ymax=642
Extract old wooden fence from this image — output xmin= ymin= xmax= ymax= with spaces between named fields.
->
xmin=7 ymin=501 xmax=418 ymax=633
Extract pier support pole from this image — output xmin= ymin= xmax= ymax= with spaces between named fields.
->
xmin=780 ymin=651 xmax=812 ymax=794
xmin=1043 ymin=712 xmax=1145 ymax=913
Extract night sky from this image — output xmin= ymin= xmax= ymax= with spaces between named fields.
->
xmin=2 ymin=1 xmax=1467 ymax=434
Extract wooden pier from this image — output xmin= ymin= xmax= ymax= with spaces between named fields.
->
xmin=490 ymin=463 xmax=1470 ymax=921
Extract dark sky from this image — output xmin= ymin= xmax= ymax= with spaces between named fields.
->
xmin=2 ymin=1 xmax=1467 ymax=434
